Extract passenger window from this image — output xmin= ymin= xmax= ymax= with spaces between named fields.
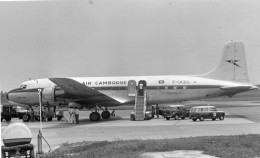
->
xmin=202 ymin=108 xmax=208 ymax=111
xmin=210 ymin=108 xmax=217 ymax=111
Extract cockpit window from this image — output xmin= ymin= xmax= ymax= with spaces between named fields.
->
xmin=20 ymin=85 xmax=27 ymax=89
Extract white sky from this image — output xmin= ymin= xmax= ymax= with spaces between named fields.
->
xmin=1 ymin=0 xmax=260 ymax=92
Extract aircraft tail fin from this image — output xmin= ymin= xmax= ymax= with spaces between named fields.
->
xmin=201 ymin=41 xmax=249 ymax=82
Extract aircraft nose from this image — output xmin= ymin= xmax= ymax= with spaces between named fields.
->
xmin=6 ymin=88 xmax=21 ymax=102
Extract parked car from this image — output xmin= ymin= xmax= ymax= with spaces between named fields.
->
xmin=1 ymin=105 xmax=28 ymax=122
xmin=164 ymin=105 xmax=188 ymax=120
xmin=189 ymin=106 xmax=225 ymax=121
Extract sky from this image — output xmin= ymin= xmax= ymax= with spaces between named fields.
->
xmin=1 ymin=0 xmax=260 ymax=92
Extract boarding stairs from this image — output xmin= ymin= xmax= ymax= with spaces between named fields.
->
xmin=134 ymin=91 xmax=147 ymax=121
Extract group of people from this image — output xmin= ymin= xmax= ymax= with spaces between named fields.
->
xmin=29 ymin=107 xmax=49 ymax=122
xmin=68 ymin=107 xmax=80 ymax=124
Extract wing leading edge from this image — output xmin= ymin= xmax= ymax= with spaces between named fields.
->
xmin=49 ymin=78 xmax=121 ymax=106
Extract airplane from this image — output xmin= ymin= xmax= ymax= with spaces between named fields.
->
xmin=6 ymin=41 xmax=257 ymax=121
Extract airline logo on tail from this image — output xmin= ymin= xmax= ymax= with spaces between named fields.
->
xmin=226 ymin=60 xmax=240 ymax=67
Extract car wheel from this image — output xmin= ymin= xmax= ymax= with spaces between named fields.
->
xmin=47 ymin=117 xmax=52 ymax=121
xmin=192 ymin=118 xmax=197 ymax=121
xmin=174 ymin=114 xmax=180 ymax=120
xmin=22 ymin=114 xmax=30 ymax=122
xmin=200 ymin=116 xmax=204 ymax=121
xmin=166 ymin=117 xmax=170 ymax=120
xmin=219 ymin=115 xmax=224 ymax=120
xmin=212 ymin=118 xmax=216 ymax=121
xmin=5 ymin=115 xmax=11 ymax=122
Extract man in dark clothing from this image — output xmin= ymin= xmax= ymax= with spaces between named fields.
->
xmin=30 ymin=108 xmax=35 ymax=122
xmin=156 ymin=104 xmax=159 ymax=118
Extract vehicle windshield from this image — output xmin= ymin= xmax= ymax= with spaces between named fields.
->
xmin=209 ymin=107 xmax=217 ymax=111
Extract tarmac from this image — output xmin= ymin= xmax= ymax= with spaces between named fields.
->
xmin=1 ymin=103 xmax=260 ymax=156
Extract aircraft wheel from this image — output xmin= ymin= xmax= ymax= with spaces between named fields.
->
xmin=22 ymin=114 xmax=31 ymax=122
xmin=101 ymin=111 xmax=110 ymax=119
xmin=200 ymin=116 xmax=204 ymax=121
xmin=90 ymin=112 xmax=101 ymax=121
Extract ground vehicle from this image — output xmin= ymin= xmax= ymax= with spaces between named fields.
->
xmin=189 ymin=106 xmax=225 ymax=121
xmin=1 ymin=105 xmax=27 ymax=122
xmin=164 ymin=105 xmax=188 ymax=120
xmin=130 ymin=111 xmax=153 ymax=120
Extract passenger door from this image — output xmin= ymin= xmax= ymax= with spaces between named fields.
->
xmin=128 ymin=80 xmax=136 ymax=96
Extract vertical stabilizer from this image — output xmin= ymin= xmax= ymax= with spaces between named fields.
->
xmin=201 ymin=41 xmax=249 ymax=82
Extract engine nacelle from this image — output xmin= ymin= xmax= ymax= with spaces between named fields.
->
xmin=42 ymin=87 xmax=65 ymax=102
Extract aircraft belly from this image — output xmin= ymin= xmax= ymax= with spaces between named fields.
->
xmin=147 ymin=88 xmax=221 ymax=104
xmin=147 ymin=90 xmax=183 ymax=104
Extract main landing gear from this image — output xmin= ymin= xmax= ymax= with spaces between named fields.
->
xmin=89 ymin=108 xmax=111 ymax=121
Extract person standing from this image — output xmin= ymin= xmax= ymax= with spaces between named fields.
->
xmin=42 ymin=107 xmax=47 ymax=121
xmin=156 ymin=104 xmax=159 ymax=118
xmin=75 ymin=107 xmax=79 ymax=124
xmin=68 ymin=107 xmax=73 ymax=123
xmin=30 ymin=108 xmax=35 ymax=122
xmin=72 ymin=107 xmax=76 ymax=123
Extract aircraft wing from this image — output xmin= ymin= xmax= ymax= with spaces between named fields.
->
xmin=49 ymin=78 xmax=121 ymax=106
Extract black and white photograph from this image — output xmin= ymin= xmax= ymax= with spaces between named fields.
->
xmin=1 ymin=0 xmax=260 ymax=157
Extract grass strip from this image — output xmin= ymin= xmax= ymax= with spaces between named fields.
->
xmin=39 ymin=134 xmax=260 ymax=158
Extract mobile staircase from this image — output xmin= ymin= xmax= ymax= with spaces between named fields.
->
xmin=134 ymin=91 xmax=147 ymax=121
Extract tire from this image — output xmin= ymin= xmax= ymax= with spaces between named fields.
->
xmin=219 ymin=115 xmax=224 ymax=120
xmin=200 ymin=116 xmax=204 ymax=121
xmin=5 ymin=115 xmax=11 ymax=122
xmin=174 ymin=114 xmax=180 ymax=120
xmin=212 ymin=118 xmax=216 ymax=121
xmin=22 ymin=114 xmax=30 ymax=122
xmin=166 ymin=117 xmax=170 ymax=120
xmin=35 ymin=117 xmax=39 ymax=121
xmin=101 ymin=111 xmax=111 ymax=119
xmin=89 ymin=112 xmax=101 ymax=121
xmin=30 ymin=148 xmax=35 ymax=158
xmin=47 ymin=117 xmax=52 ymax=121
xmin=181 ymin=117 xmax=185 ymax=120
xmin=192 ymin=118 xmax=197 ymax=121
xmin=1 ymin=117 xmax=3 ymax=122
xmin=57 ymin=117 xmax=61 ymax=121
